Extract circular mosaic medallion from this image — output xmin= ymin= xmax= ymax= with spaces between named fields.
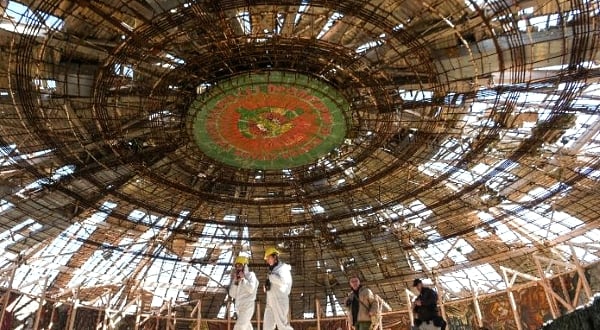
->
xmin=189 ymin=72 xmax=348 ymax=170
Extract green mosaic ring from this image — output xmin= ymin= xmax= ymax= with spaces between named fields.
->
xmin=189 ymin=71 xmax=349 ymax=170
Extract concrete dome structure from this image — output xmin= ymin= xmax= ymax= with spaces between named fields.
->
xmin=0 ymin=0 xmax=599 ymax=329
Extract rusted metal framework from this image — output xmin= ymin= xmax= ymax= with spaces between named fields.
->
xmin=0 ymin=0 xmax=599 ymax=328
xmin=0 ymin=254 xmax=598 ymax=329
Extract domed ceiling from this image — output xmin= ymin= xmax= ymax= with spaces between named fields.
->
xmin=0 ymin=0 xmax=599 ymax=320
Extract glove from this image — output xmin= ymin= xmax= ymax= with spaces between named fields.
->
xmin=264 ymin=278 xmax=271 ymax=291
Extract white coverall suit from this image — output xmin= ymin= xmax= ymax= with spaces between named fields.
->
xmin=264 ymin=262 xmax=294 ymax=330
xmin=228 ymin=266 xmax=259 ymax=330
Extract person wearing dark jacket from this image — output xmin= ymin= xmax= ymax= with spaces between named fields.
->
xmin=412 ymin=279 xmax=446 ymax=330
xmin=344 ymin=275 xmax=380 ymax=330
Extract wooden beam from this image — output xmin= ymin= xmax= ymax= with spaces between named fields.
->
xmin=537 ymin=279 xmax=574 ymax=312
xmin=470 ymin=279 xmax=484 ymax=328
xmin=534 ymin=255 xmax=560 ymax=319
xmin=0 ymin=263 xmax=16 ymax=328
xmin=95 ymin=304 xmax=104 ymax=330
xmin=33 ymin=276 xmax=49 ymax=330
xmin=568 ymin=245 xmax=593 ymax=300
xmin=316 ymin=298 xmax=322 ymax=330
xmin=48 ymin=302 xmax=58 ymax=329
xmin=573 ymin=277 xmax=583 ymax=308
xmin=134 ymin=291 xmax=142 ymax=330
xmin=167 ymin=298 xmax=173 ymax=330
xmin=534 ymin=255 xmax=574 ymax=272
xmin=256 ymin=300 xmax=261 ymax=330
xmin=501 ymin=268 xmax=523 ymax=330
xmin=194 ymin=300 xmax=202 ymax=330
xmin=500 ymin=266 xmax=540 ymax=283
xmin=66 ymin=288 xmax=79 ymax=330
xmin=405 ymin=289 xmax=415 ymax=327
xmin=433 ymin=275 xmax=447 ymax=322
xmin=558 ymin=275 xmax=572 ymax=309
xmin=377 ymin=221 xmax=598 ymax=286
xmin=227 ymin=299 xmax=232 ymax=330
xmin=533 ymin=254 xmax=574 ymax=315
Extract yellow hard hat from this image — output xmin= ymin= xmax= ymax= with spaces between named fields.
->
xmin=234 ymin=256 xmax=248 ymax=265
xmin=263 ymin=247 xmax=280 ymax=260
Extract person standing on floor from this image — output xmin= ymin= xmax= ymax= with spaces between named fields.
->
xmin=344 ymin=275 xmax=380 ymax=330
xmin=412 ymin=279 xmax=446 ymax=330
xmin=228 ymin=255 xmax=259 ymax=330
xmin=263 ymin=247 xmax=294 ymax=330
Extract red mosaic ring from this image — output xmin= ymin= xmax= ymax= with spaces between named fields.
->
xmin=189 ymin=72 xmax=349 ymax=170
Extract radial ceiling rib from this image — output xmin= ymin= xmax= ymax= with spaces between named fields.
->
xmin=0 ymin=0 xmax=598 ymax=324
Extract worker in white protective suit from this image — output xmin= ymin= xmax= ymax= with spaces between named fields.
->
xmin=228 ymin=256 xmax=258 ymax=330
xmin=263 ymin=247 xmax=294 ymax=330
